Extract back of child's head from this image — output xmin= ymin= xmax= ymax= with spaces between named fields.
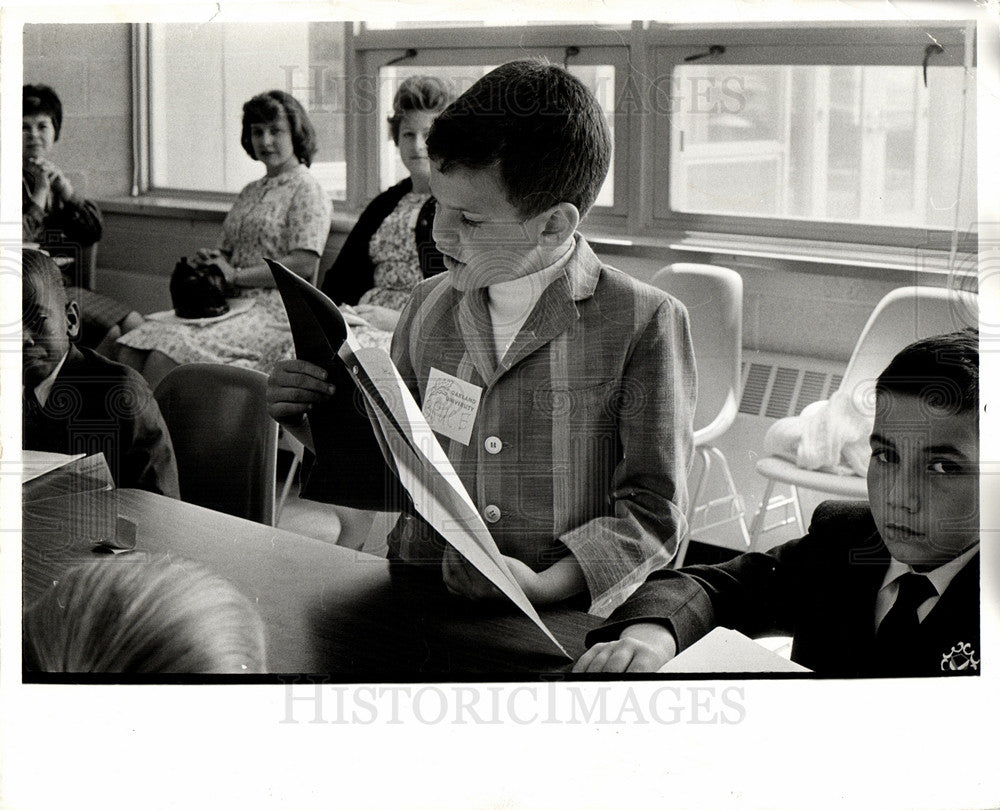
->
xmin=23 ymin=83 xmax=62 ymax=139
xmin=24 ymin=556 xmax=267 ymax=674
xmin=875 ymin=328 xmax=979 ymax=417
xmin=425 ymin=59 xmax=611 ymax=218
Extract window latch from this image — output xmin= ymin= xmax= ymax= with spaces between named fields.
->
xmin=923 ymin=43 xmax=944 ymax=87
xmin=563 ymin=46 xmax=580 ymax=69
xmin=684 ymin=45 xmax=725 ymax=62
xmin=383 ymin=48 xmax=418 ymax=68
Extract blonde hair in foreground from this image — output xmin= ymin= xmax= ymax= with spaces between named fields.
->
xmin=24 ymin=556 xmax=267 ymax=674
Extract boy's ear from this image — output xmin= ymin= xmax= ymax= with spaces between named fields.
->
xmin=64 ymin=300 xmax=80 ymax=339
xmin=538 ymin=202 xmax=580 ymax=245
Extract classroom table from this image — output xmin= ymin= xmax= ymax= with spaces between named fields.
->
xmin=22 ymin=488 xmax=602 ymax=679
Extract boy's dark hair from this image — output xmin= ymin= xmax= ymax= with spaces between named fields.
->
xmin=425 ymin=59 xmax=611 ymax=218
xmin=387 ymin=75 xmax=454 ymax=144
xmin=22 ymin=248 xmax=65 ymax=300
xmin=240 ymin=90 xmax=318 ymax=167
xmin=23 ymin=84 xmax=63 ymax=140
xmin=876 ymin=328 xmax=979 ymax=415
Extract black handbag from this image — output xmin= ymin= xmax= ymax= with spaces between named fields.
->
xmin=169 ymin=258 xmax=235 ymax=319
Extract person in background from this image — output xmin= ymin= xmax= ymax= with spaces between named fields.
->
xmin=116 ymin=89 xmax=331 ymax=389
xmin=22 ymin=83 xmax=143 ymax=352
xmin=576 ymin=329 xmax=980 ymax=677
xmin=320 ymin=75 xmax=453 ymax=335
xmin=267 ymin=60 xmax=696 ymax=617
xmin=23 ymin=557 xmax=267 ymax=674
xmin=22 ymin=249 xmax=179 ymax=497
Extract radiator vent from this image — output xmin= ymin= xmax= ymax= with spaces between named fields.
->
xmin=737 ymin=354 xmax=845 ymax=419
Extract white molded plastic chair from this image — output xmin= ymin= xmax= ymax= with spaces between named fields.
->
xmin=651 ymin=263 xmax=749 ymax=567
xmin=748 ymin=285 xmax=978 ymax=547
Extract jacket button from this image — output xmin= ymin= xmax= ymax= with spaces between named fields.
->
xmin=484 ymin=436 xmax=503 ymax=454
xmin=483 ymin=504 xmax=501 ymax=523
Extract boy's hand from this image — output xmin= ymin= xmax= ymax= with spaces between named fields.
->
xmin=442 ymin=545 xmax=504 ymax=601
xmin=442 ymin=548 xmax=586 ymax=606
xmin=266 ymin=359 xmax=336 ymax=427
xmin=572 ymin=623 xmax=678 ymax=674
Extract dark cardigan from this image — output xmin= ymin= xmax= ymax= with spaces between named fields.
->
xmin=320 ymin=177 xmax=445 ymax=305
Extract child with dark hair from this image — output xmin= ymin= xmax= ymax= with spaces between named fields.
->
xmin=269 ymin=60 xmax=696 ymax=617
xmin=22 ymin=249 xmax=179 ymax=497
xmin=23 ymin=83 xmax=142 ymax=352
xmin=576 ymin=329 xmax=980 ymax=676
xmin=321 ymin=75 xmax=455 ymax=333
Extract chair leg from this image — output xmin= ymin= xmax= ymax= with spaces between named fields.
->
xmin=749 ymin=478 xmax=776 ymax=551
xmin=709 ymin=446 xmax=751 ymax=547
xmin=686 ymin=446 xmax=712 ymax=525
xmin=790 ymin=485 xmax=805 ymax=536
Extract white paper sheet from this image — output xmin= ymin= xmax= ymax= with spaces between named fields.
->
xmin=659 ymin=627 xmax=811 ymax=673
xmin=21 ymin=450 xmax=86 ymax=483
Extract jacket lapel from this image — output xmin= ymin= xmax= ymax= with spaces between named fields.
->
xmin=492 ymin=234 xmax=602 ymax=381
xmin=457 ymin=286 xmax=498 ymax=384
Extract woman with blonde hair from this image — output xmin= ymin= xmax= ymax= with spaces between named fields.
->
xmin=24 ymin=557 xmax=267 ymax=674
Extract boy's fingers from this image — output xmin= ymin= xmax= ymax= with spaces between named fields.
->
xmin=443 ymin=548 xmax=500 ymax=600
xmin=574 ymin=643 xmax=615 ymax=673
xmin=625 ymin=649 xmax=662 ymax=673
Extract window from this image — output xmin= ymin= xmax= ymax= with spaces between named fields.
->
xmin=147 ymin=22 xmax=348 ymax=199
xmin=375 ymin=63 xmax=616 ymax=209
xmin=649 ymin=23 xmax=977 ymax=243
xmin=142 ymin=20 xmax=978 ymax=251
xmin=353 ymin=25 xmax=630 ymax=227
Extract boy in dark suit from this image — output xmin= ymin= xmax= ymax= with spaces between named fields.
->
xmin=576 ymin=329 xmax=980 ymax=676
xmin=22 ymin=249 xmax=179 ymax=497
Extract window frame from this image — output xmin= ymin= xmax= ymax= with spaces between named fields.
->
xmin=136 ymin=19 xmax=978 ymax=254
xmin=643 ymin=21 xmax=977 ymax=247
xmin=351 ymin=24 xmax=633 ymax=231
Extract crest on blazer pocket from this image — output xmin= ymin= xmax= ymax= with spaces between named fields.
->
xmin=940 ymin=641 xmax=979 ymax=672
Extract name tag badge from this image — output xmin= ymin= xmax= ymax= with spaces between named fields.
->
xmin=422 ymin=367 xmax=483 ymax=446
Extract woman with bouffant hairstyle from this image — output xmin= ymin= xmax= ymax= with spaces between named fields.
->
xmin=117 ymin=88 xmax=331 ymax=389
xmin=320 ymin=75 xmax=454 ymax=334
xmin=240 ymin=89 xmax=318 ymax=167
xmin=24 ymin=557 xmax=267 ymax=674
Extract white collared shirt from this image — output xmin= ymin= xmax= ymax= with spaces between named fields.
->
xmin=874 ymin=543 xmax=980 ymax=630
xmin=487 ymin=239 xmax=575 ymax=363
xmin=30 ymin=350 xmax=69 ymax=408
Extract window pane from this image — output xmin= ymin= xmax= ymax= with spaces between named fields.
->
xmin=149 ymin=22 xmax=346 ymax=199
xmin=668 ymin=63 xmax=975 ymax=229
xmin=377 ymin=64 xmax=615 ymax=208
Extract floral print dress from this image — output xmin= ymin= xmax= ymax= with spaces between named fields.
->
xmin=117 ymin=164 xmax=330 ymax=372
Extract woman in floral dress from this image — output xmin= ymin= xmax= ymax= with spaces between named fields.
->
xmin=118 ymin=90 xmax=330 ymax=388
xmin=320 ymin=76 xmax=453 ymax=338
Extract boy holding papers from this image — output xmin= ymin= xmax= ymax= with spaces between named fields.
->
xmin=267 ymin=60 xmax=696 ymax=616
xmin=576 ymin=330 xmax=980 ymax=676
